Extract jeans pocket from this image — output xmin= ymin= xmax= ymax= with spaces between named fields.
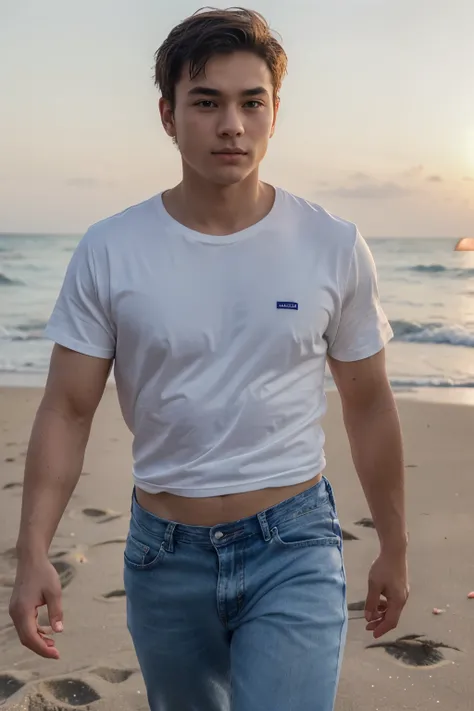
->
xmin=124 ymin=531 xmax=166 ymax=571
xmin=272 ymin=504 xmax=342 ymax=549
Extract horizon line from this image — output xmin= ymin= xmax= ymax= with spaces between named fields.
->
xmin=0 ymin=231 xmax=464 ymax=240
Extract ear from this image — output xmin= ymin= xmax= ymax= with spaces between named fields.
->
xmin=270 ymin=96 xmax=280 ymax=138
xmin=159 ymin=97 xmax=176 ymax=139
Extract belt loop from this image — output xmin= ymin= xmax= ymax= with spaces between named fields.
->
xmin=257 ymin=511 xmax=271 ymax=542
xmin=164 ymin=523 xmax=176 ymax=553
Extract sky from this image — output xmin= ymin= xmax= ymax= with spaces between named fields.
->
xmin=1 ymin=0 xmax=473 ymax=237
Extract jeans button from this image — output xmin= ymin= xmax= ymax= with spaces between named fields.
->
xmin=214 ymin=531 xmax=224 ymax=540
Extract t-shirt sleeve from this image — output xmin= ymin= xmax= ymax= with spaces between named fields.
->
xmin=44 ymin=229 xmax=116 ymax=359
xmin=325 ymin=229 xmax=393 ymax=362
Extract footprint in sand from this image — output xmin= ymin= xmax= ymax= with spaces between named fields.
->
xmin=50 ymin=560 xmax=76 ymax=590
xmin=82 ymin=507 xmax=109 ymax=518
xmin=354 ymin=517 xmax=375 ymax=529
xmin=347 ymin=600 xmax=367 ymax=620
xmin=92 ymin=537 xmax=127 ymax=548
xmin=41 ymin=678 xmax=101 ymax=706
xmin=101 ymin=589 xmax=126 ymax=601
xmin=80 ymin=508 xmax=122 ymax=524
xmin=91 ymin=667 xmax=135 ymax=684
xmin=2 ymin=482 xmax=23 ymax=490
xmin=341 ymin=529 xmax=359 ymax=541
xmin=348 ymin=600 xmax=366 ymax=612
xmin=0 ymin=674 xmax=25 ymax=704
xmin=367 ymin=634 xmax=461 ymax=667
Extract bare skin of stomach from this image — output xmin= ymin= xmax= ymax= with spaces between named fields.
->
xmin=135 ymin=471 xmax=323 ymax=526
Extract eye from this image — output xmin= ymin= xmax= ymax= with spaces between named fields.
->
xmin=245 ymin=100 xmax=264 ymax=109
xmin=195 ymin=100 xmax=216 ymax=108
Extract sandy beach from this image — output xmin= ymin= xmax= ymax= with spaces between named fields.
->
xmin=1 ymin=387 xmax=473 ymax=711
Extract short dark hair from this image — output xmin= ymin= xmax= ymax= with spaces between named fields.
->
xmin=154 ymin=7 xmax=288 ymax=109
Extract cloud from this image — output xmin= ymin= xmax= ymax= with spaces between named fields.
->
xmin=66 ymin=178 xmax=115 ymax=189
xmin=325 ymin=181 xmax=411 ymax=200
xmin=403 ymin=164 xmax=424 ymax=178
xmin=426 ymin=175 xmax=443 ymax=182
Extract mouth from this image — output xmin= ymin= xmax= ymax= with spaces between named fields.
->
xmin=212 ymin=149 xmax=247 ymax=155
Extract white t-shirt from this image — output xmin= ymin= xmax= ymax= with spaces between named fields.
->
xmin=45 ymin=187 xmax=393 ymax=497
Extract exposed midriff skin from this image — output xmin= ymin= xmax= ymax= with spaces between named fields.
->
xmin=135 ymin=471 xmax=323 ymax=526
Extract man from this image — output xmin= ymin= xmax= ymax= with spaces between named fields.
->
xmin=9 ymin=8 xmax=409 ymax=711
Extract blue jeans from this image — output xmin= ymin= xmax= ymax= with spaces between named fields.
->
xmin=124 ymin=476 xmax=347 ymax=711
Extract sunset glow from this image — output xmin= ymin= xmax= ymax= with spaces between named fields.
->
xmin=455 ymin=237 xmax=474 ymax=251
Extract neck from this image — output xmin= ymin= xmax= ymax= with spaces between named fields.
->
xmin=163 ymin=170 xmax=275 ymax=236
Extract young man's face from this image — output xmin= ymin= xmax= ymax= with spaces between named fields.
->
xmin=161 ymin=51 xmax=278 ymax=186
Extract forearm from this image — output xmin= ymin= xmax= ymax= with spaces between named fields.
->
xmin=16 ymin=403 xmax=91 ymax=560
xmin=343 ymin=399 xmax=407 ymax=553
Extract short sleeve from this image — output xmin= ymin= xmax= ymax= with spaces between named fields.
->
xmin=325 ymin=229 xmax=393 ymax=362
xmin=44 ymin=230 xmax=116 ymax=359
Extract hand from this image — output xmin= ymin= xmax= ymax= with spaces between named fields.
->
xmin=365 ymin=550 xmax=409 ymax=639
xmin=9 ymin=557 xmax=64 ymax=659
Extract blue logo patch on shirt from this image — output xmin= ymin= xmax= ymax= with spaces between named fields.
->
xmin=277 ymin=301 xmax=298 ymax=310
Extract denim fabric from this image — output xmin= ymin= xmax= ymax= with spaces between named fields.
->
xmin=124 ymin=476 xmax=347 ymax=711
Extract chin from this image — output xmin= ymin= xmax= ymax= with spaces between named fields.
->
xmin=206 ymin=168 xmax=254 ymax=186
xmin=184 ymin=155 xmax=257 ymax=186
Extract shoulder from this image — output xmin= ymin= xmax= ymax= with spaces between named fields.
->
xmin=277 ymin=187 xmax=358 ymax=253
xmin=81 ymin=193 xmax=160 ymax=251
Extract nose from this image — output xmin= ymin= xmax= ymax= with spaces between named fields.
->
xmin=217 ymin=106 xmax=244 ymax=138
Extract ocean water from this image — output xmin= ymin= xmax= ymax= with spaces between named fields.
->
xmin=1 ymin=232 xmax=474 ymax=405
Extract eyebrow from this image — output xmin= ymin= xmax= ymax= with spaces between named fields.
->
xmin=188 ymin=86 xmax=269 ymax=98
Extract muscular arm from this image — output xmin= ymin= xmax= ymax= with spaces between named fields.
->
xmin=17 ymin=345 xmax=112 ymax=556
xmin=328 ymin=348 xmax=407 ymax=552
xmin=10 ymin=345 xmax=112 ymax=657
xmin=328 ymin=348 xmax=409 ymax=636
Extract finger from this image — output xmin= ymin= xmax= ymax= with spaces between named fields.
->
xmin=44 ymin=587 xmax=63 ymax=633
xmin=40 ymin=633 xmax=57 ymax=647
xmin=38 ymin=625 xmax=53 ymax=636
xmin=365 ymin=580 xmax=383 ymax=622
xmin=365 ymin=601 xmax=388 ymax=628
xmin=366 ymin=613 xmax=386 ymax=632
xmin=366 ymin=617 xmax=384 ymax=631
xmin=371 ymin=603 xmax=403 ymax=638
xmin=14 ymin=610 xmax=60 ymax=659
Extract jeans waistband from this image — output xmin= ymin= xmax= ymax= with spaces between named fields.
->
xmin=130 ymin=476 xmax=336 ymax=548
